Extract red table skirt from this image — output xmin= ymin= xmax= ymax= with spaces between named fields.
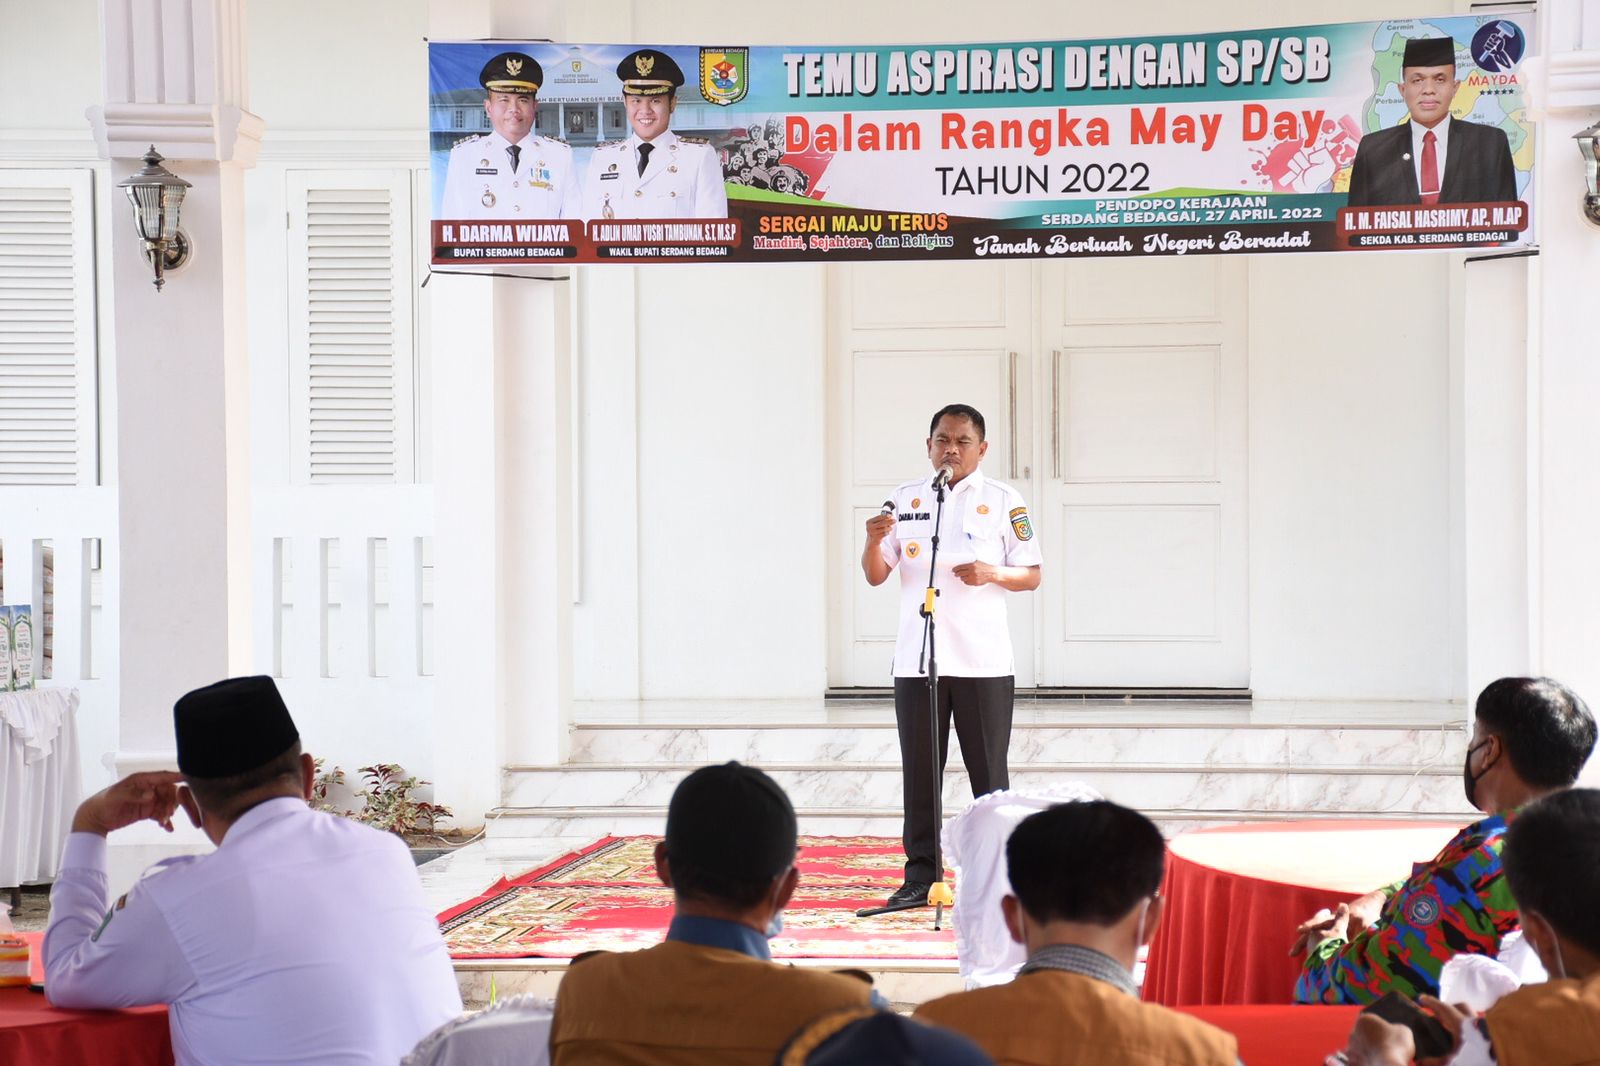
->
xmin=1178 ymin=1005 xmax=1360 ymax=1066
xmin=1143 ymin=820 xmax=1463 ymax=1006
xmin=0 ymin=932 xmax=174 ymax=1066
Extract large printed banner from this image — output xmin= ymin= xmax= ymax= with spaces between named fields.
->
xmin=427 ymin=14 xmax=1534 ymax=266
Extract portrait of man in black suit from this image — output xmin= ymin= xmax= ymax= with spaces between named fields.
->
xmin=1346 ymin=36 xmax=1519 ymax=208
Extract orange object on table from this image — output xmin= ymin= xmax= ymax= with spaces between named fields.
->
xmin=0 ymin=932 xmax=174 ymax=1066
xmin=1143 ymin=820 xmax=1465 ymax=1006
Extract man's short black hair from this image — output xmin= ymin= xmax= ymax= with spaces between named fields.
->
xmin=664 ymin=762 xmax=797 ymax=910
xmin=1502 ymin=788 xmax=1600 ymax=958
xmin=928 ymin=404 xmax=986 ymax=441
xmin=1006 ymin=801 xmax=1165 ymax=925
xmin=1475 ymin=677 xmax=1596 ymax=789
xmin=183 ymin=740 xmax=304 ymax=822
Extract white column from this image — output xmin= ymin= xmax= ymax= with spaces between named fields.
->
xmin=1529 ymin=0 xmax=1600 ymax=785
xmin=88 ymin=0 xmax=261 ymax=763
xmin=1458 ymin=256 xmax=1532 ymax=705
xmin=426 ymin=0 xmax=579 ymax=825
xmin=566 ymin=3 xmax=642 ymax=701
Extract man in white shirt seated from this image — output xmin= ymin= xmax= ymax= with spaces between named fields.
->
xmin=43 ymin=675 xmax=463 ymax=1066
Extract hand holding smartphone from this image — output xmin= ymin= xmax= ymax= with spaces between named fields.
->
xmin=1359 ymin=990 xmax=1455 ymax=1058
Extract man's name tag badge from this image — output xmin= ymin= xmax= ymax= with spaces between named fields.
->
xmin=1010 ymin=507 xmax=1033 ymax=541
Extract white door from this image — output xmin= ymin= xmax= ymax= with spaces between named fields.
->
xmin=827 ymin=261 xmax=1035 ymax=687
xmin=1034 ymin=257 xmax=1249 ymax=687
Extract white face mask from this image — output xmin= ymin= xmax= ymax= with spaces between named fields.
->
xmin=1535 ymin=914 xmax=1569 ymax=980
xmin=765 ymin=910 xmax=785 ymax=939
xmin=1133 ymin=894 xmax=1157 ymax=957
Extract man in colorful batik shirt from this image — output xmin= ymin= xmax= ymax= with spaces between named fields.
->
xmin=1293 ymin=677 xmax=1595 ymax=1004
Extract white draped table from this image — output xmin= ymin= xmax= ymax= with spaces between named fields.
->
xmin=1 ymin=688 xmax=81 ymax=890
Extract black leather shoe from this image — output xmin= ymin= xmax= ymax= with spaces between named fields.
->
xmin=885 ymin=880 xmax=932 ymax=908
xmin=854 ymin=880 xmax=933 ymax=917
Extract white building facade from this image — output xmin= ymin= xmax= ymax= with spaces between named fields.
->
xmin=2 ymin=1 xmax=1599 ymax=874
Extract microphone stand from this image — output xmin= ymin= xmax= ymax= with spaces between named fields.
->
xmin=919 ymin=473 xmax=954 ymax=930
xmin=854 ymin=473 xmax=957 ymax=926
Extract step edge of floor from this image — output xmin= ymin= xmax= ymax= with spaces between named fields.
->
xmin=504 ymin=761 xmax=1465 ymax=775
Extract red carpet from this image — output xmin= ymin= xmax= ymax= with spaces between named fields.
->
xmin=439 ymin=835 xmax=957 ymax=961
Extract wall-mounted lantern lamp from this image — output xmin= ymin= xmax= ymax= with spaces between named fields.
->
xmin=1578 ymin=121 xmax=1600 ymax=228
xmin=115 ymin=146 xmax=193 ymax=290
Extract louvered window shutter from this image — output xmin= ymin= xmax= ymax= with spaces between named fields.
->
xmin=287 ymin=171 xmax=416 ymax=483
xmin=0 ymin=171 xmax=97 ymax=486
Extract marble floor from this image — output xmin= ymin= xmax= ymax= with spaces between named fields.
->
xmin=571 ymin=696 xmax=1467 ymax=728
xmin=425 ymin=695 xmax=1471 ymax=1005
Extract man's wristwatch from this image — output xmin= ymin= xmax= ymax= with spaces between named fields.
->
xmin=1323 ymin=1053 xmax=1351 ymax=1066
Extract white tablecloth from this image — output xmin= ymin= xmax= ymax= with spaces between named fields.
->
xmin=943 ymin=783 xmax=1105 ymax=988
xmin=0 ymin=687 xmax=81 ymax=886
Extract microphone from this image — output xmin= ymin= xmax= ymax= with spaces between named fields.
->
xmin=933 ymin=465 xmax=954 ymax=491
xmin=880 ymin=500 xmax=895 ymax=516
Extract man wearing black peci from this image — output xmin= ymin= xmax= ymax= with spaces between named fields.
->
xmin=1346 ymin=36 xmax=1518 ymax=208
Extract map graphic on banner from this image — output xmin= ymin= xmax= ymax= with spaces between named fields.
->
xmin=426 ymin=14 xmax=1534 ymax=266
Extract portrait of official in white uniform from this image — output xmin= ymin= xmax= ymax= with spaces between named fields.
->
xmin=580 ymin=49 xmax=729 ymax=221
xmin=440 ymin=51 xmax=580 ymax=220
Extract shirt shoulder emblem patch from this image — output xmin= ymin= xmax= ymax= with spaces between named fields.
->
xmin=906 ymin=541 xmax=920 ymax=559
xmin=1009 ymin=506 xmax=1033 ymax=541
xmin=90 ymin=895 xmax=128 ymax=942
xmin=1406 ymin=891 xmax=1442 ymax=927
xmin=977 ymin=504 xmax=989 ymax=515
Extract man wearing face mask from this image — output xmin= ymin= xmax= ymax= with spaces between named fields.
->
xmin=1293 ymin=676 xmax=1596 ymax=1005
xmin=1334 ymin=788 xmax=1600 ymax=1066
xmin=549 ymin=762 xmax=873 ymax=1064
xmin=914 ymin=801 xmax=1240 ymax=1065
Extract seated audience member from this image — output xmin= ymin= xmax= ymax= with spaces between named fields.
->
xmin=913 ymin=801 xmax=1240 ymax=1066
xmin=777 ymin=1007 xmax=994 ymax=1065
xmin=1294 ymin=676 xmax=1596 ymax=1005
xmin=549 ymin=762 xmax=872 ymax=1064
xmin=1336 ymin=788 xmax=1600 ymax=1066
xmin=44 ymin=676 xmax=463 ymax=1065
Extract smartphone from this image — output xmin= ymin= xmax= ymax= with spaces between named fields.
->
xmin=1360 ymin=990 xmax=1455 ymax=1058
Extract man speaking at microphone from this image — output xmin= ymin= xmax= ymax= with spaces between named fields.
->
xmin=861 ymin=403 xmax=1042 ymax=912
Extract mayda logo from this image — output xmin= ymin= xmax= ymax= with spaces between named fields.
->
xmin=1471 ymin=20 xmax=1525 ymax=73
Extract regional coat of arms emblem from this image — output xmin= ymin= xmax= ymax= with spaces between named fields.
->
xmin=699 ymin=47 xmax=749 ymax=106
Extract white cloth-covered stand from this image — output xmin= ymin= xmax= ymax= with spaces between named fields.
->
xmin=402 ymin=995 xmax=553 ymax=1066
xmin=0 ymin=687 xmax=81 ymax=886
xmin=942 ymin=783 xmax=1105 ymax=988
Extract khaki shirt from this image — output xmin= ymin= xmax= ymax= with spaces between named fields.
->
xmin=550 ymin=939 xmax=871 ymax=1065
xmin=1484 ymin=970 xmax=1600 ymax=1066
xmin=916 ymin=968 xmax=1237 ymax=1066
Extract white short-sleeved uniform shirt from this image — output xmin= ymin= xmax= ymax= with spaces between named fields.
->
xmin=879 ymin=468 xmax=1041 ymax=678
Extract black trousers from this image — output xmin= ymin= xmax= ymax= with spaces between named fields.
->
xmin=894 ymin=674 xmax=1014 ymax=883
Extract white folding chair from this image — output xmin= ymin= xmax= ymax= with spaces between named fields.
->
xmin=942 ymin=784 xmax=1104 ymax=989
xmin=402 ymin=994 xmax=555 ymax=1066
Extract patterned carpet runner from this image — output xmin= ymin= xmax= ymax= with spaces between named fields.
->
xmin=439 ymin=835 xmax=958 ymax=961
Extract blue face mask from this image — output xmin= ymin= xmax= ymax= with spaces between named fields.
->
xmin=765 ymin=910 xmax=785 ymax=939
